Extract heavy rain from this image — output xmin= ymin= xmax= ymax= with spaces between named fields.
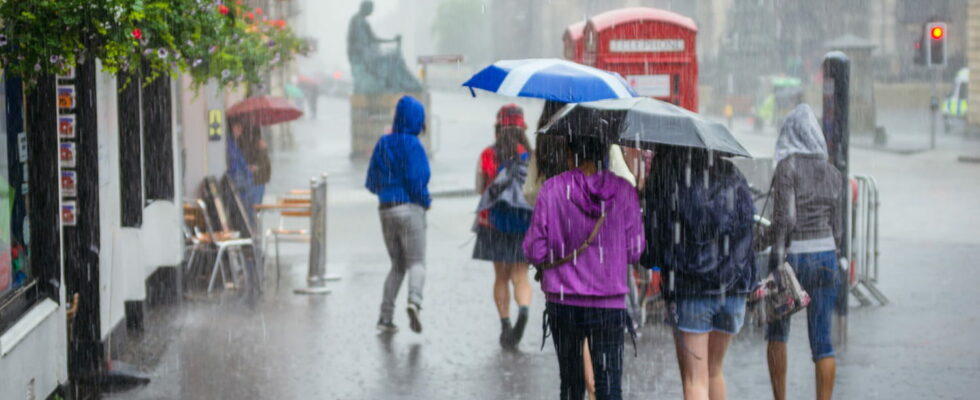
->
xmin=0 ymin=0 xmax=978 ymax=399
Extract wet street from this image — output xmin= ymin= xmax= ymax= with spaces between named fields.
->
xmin=109 ymin=90 xmax=980 ymax=399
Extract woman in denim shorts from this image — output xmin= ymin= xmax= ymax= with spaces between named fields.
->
xmin=642 ymin=147 xmax=757 ymax=399
xmin=765 ymin=104 xmax=843 ymax=400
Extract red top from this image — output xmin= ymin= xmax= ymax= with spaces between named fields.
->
xmin=589 ymin=7 xmax=698 ymax=33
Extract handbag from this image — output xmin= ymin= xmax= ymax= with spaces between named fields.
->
xmin=755 ymin=260 xmax=811 ymax=323
xmin=533 ymin=213 xmax=607 ymax=282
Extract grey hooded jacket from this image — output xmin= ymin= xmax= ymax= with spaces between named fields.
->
xmin=768 ymin=105 xmax=843 ymax=266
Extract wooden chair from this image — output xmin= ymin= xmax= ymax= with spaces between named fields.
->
xmin=257 ymin=195 xmax=311 ymax=288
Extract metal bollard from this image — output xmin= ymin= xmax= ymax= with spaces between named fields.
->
xmin=294 ymin=174 xmax=339 ymax=295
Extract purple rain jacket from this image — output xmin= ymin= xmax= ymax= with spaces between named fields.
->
xmin=523 ymin=169 xmax=645 ymax=309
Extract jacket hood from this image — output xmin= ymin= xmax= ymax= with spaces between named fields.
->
xmin=567 ymin=169 xmax=626 ymax=218
xmin=392 ymin=95 xmax=425 ymax=136
xmin=774 ymin=104 xmax=827 ymax=163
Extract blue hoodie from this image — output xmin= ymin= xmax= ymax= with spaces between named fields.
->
xmin=365 ymin=96 xmax=431 ymax=208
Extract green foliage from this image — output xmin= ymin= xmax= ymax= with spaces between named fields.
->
xmin=0 ymin=0 xmax=311 ymax=89
xmin=431 ymin=0 xmax=488 ymax=62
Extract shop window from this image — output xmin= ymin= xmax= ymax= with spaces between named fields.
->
xmin=1 ymin=74 xmax=53 ymax=333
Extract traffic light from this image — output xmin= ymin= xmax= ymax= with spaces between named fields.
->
xmin=925 ymin=22 xmax=947 ymax=67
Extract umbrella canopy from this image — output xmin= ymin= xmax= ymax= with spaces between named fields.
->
xmin=462 ymin=58 xmax=637 ymax=103
xmin=226 ymin=96 xmax=302 ymax=126
xmin=541 ymin=97 xmax=751 ymax=158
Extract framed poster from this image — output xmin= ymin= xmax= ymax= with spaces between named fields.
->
xmin=57 ymin=85 xmax=76 ymax=110
xmin=61 ymin=170 xmax=77 ymax=197
xmin=59 ymin=142 xmax=76 ymax=168
xmin=61 ymin=200 xmax=77 ymax=226
xmin=58 ymin=114 xmax=76 ymax=139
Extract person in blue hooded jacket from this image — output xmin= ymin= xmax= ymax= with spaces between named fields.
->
xmin=365 ymin=95 xmax=430 ymax=334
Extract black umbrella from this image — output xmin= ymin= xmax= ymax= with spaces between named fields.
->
xmin=540 ymin=97 xmax=752 ymax=158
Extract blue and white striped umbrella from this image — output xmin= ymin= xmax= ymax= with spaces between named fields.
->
xmin=462 ymin=58 xmax=636 ymax=103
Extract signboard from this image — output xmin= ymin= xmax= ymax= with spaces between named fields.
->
xmin=57 ymin=85 xmax=76 ymax=109
xmin=610 ymin=39 xmax=685 ymax=53
xmin=61 ymin=170 xmax=77 ymax=197
xmin=59 ymin=142 xmax=76 ymax=168
xmin=627 ymin=74 xmax=671 ymax=97
xmin=208 ymin=109 xmax=223 ymax=141
xmin=61 ymin=200 xmax=77 ymax=226
xmin=417 ymin=54 xmax=464 ymax=64
xmin=58 ymin=114 xmax=76 ymax=139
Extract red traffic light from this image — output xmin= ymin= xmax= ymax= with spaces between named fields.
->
xmin=930 ymin=26 xmax=944 ymax=40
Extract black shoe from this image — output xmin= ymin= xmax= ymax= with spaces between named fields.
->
xmin=499 ymin=319 xmax=514 ymax=349
xmin=377 ymin=318 xmax=398 ymax=333
xmin=510 ymin=311 xmax=528 ymax=347
xmin=406 ymin=303 xmax=422 ymax=333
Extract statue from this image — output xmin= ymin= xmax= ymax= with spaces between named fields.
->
xmin=347 ymin=1 xmax=423 ymax=94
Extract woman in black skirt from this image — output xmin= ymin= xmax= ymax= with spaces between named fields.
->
xmin=474 ymin=104 xmax=533 ymax=349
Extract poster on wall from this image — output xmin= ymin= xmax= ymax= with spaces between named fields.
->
xmin=61 ymin=201 xmax=77 ymax=226
xmin=59 ymin=142 xmax=76 ymax=168
xmin=57 ymin=85 xmax=76 ymax=110
xmin=61 ymin=170 xmax=77 ymax=197
xmin=58 ymin=114 xmax=76 ymax=139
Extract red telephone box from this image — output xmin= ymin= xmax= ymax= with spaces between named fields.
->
xmin=583 ymin=7 xmax=699 ymax=112
xmin=562 ymin=20 xmax=587 ymax=63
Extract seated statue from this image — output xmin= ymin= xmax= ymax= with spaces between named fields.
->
xmin=347 ymin=1 xmax=423 ymax=94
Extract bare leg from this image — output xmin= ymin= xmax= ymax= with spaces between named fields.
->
xmin=493 ymin=262 xmax=511 ymax=318
xmin=675 ymin=331 xmax=710 ymax=400
xmin=583 ymin=338 xmax=596 ymax=400
xmin=766 ymin=341 xmax=787 ymax=400
xmin=509 ymin=263 xmax=532 ymax=306
xmin=815 ymin=357 xmax=836 ymax=400
xmin=707 ymin=331 xmax=733 ymax=400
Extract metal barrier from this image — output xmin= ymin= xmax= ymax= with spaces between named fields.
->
xmin=848 ymin=174 xmax=888 ymax=306
xmin=295 ymin=174 xmax=341 ymax=295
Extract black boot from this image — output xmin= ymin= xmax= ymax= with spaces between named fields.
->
xmin=509 ymin=306 xmax=529 ymax=347
xmin=499 ymin=318 xmax=513 ymax=349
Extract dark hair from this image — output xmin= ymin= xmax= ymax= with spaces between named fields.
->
xmin=537 ymin=100 xmax=567 ymax=130
xmin=567 ymin=135 xmax=609 ymax=168
xmin=533 ymin=100 xmax=570 ymax=181
xmin=534 ymin=134 xmax=567 ymax=180
xmin=494 ymin=126 xmax=531 ymax=166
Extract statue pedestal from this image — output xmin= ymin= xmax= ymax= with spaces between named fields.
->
xmin=349 ymin=91 xmax=432 ymax=159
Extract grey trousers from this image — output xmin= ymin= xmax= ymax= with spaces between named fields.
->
xmin=379 ymin=204 xmax=427 ymax=322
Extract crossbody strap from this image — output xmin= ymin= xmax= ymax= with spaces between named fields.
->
xmin=533 ymin=213 xmax=608 ymax=281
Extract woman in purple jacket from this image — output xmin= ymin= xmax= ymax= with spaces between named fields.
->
xmin=523 ymin=135 xmax=645 ymax=400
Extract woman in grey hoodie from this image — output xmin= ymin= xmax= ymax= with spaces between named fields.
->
xmin=765 ymin=104 xmax=842 ymax=400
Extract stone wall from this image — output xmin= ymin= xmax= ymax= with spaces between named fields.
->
xmin=968 ymin=0 xmax=980 ymax=130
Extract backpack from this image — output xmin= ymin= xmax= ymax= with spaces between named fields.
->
xmin=478 ymin=158 xmax=533 ymax=234
xmin=658 ymin=161 xmax=755 ymax=284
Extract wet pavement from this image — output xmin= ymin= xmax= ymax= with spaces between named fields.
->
xmin=108 ymin=90 xmax=980 ymax=399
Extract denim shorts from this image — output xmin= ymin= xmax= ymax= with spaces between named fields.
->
xmin=673 ymin=295 xmax=747 ymax=335
xmin=766 ymin=250 xmax=839 ymax=361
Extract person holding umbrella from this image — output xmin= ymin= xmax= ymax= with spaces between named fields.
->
xmin=473 ymin=104 xmax=533 ymax=349
xmin=541 ymin=96 xmax=755 ymax=400
xmin=641 ymin=147 xmax=756 ymax=400
xmin=523 ymin=132 xmax=644 ymax=400
xmin=365 ymin=95 xmax=430 ymax=334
